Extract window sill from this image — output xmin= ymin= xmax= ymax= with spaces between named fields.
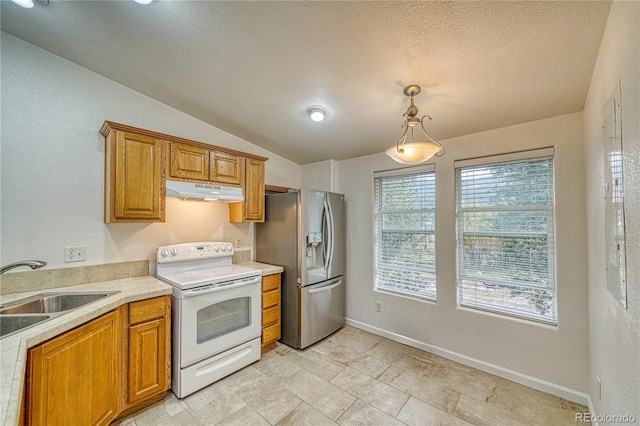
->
xmin=373 ymin=288 xmax=437 ymax=305
xmin=455 ymin=306 xmax=558 ymax=330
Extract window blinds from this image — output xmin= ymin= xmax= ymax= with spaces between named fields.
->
xmin=374 ymin=167 xmax=436 ymax=300
xmin=455 ymin=155 xmax=556 ymax=324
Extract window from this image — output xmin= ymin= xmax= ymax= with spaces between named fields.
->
xmin=455 ymin=149 xmax=556 ymax=324
xmin=374 ymin=166 xmax=436 ymax=300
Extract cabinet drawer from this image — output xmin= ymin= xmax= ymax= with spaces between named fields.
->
xmin=262 ymin=290 xmax=280 ymax=310
xmin=262 ymin=306 xmax=280 ymax=327
xmin=262 ymin=322 xmax=280 ymax=345
xmin=262 ymin=274 xmax=280 ymax=292
xmin=129 ymin=296 xmax=167 ymax=325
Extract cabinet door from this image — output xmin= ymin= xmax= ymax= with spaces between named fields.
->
xmin=128 ymin=318 xmax=169 ymax=404
xmin=210 ymin=151 xmax=242 ymax=185
xmin=245 ymin=159 xmax=265 ymax=221
xmin=27 ymin=310 xmax=121 ymax=426
xmin=230 ymin=158 xmax=265 ymax=222
xmin=111 ymin=131 xmax=164 ymax=222
xmin=169 ymin=142 xmax=209 ymax=181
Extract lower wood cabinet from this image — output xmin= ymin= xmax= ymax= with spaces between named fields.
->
xmin=126 ymin=297 xmax=171 ymax=406
xmin=261 ymin=273 xmax=281 ymax=351
xmin=24 ymin=296 xmax=171 ymax=425
xmin=27 ymin=310 xmax=121 ymax=426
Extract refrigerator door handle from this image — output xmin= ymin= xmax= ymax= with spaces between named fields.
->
xmin=307 ymin=279 xmax=343 ymax=294
xmin=327 ymin=195 xmax=335 ymax=270
xmin=323 ymin=196 xmax=334 ymax=272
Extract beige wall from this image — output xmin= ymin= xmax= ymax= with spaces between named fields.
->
xmin=301 ymin=159 xmax=338 ymax=192
xmin=583 ymin=1 xmax=640 ymax=419
xmin=336 ymin=112 xmax=589 ymax=401
xmin=0 ymin=33 xmax=301 ymax=272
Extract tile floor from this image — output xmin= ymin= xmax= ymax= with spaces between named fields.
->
xmin=115 ymin=326 xmax=586 ymax=425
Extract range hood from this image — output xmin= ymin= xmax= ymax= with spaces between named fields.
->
xmin=166 ymin=180 xmax=243 ymax=202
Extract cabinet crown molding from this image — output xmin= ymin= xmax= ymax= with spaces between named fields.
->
xmin=100 ymin=120 xmax=269 ymax=162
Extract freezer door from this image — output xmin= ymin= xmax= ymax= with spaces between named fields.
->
xmin=299 ymin=276 xmax=346 ymax=349
xmin=301 ymin=189 xmax=329 ymax=286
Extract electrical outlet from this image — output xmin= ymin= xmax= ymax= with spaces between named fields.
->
xmin=64 ymin=246 xmax=86 ymax=263
xmin=596 ymin=376 xmax=602 ymax=400
xmin=375 ymin=301 xmax=382 ymax=312
xmin=235 ymin=237 xmax=242 ymax=247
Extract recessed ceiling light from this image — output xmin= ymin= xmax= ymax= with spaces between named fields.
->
xmin=134 ymin=0 xmax=153 ymax=4
xmin=307 ymin=106 xmax=328 ymax=122
xmin=11 ymin=0 xmax=34 ymax=8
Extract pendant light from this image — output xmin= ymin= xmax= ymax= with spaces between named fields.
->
xmin=11 ymin=0 xmax=34 ymax=8
xmin=385 ymin=85 xmax=445 ymax=164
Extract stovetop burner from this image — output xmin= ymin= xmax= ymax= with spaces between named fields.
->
xmin=156 ymin=242 xmax=260 ymax=290
xmin=159 ymin=265 xmax=260 ymax=289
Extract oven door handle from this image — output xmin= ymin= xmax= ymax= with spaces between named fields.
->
xmin=181 ymin=276 xmax=261 ymax=298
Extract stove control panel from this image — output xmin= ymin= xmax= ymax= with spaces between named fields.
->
xmin=157 ymin=242 xmax=235 ymax=263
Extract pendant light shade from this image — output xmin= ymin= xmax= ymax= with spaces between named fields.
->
xmin=386 ymin=85 xmax=444 ymax=165
xmin=385 ymin=141 xmax=443 ymax=164
xmin=11 ymin=0 xmax=34 ymax=8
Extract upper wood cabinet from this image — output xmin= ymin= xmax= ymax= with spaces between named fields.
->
xmin=100 ymin=122 xmax=165 ymax=223
xmin=168 ymin=142 xmax=243 ymax=186
xmin=210 ymin=151 xmax=242 ymax=186
xmin=169 ymin=142 xmax=210 ymax=181
xmin=100 ymin=121 xmax=267 ymax=223
xmin=229 ymin=158 xmax=265 ymax=222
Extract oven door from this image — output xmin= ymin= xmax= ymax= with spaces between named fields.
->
xmin=178 ymin=275 xmax=261 ymax=367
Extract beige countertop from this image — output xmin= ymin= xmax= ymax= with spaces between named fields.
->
xmin=238 ymin=261 xmax=284 ymax=276
xmin=0 ymin=276 xmax=172 ymax=426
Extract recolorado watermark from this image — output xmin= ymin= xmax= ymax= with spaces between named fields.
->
xmin=576 ymin=413 xmax=637 ymax=423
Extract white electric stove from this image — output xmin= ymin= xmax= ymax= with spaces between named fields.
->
xmin=156 ymin=242 xmax=262 ymax=398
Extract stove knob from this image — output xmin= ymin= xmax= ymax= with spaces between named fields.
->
xmin=170 ymin=248 xmax=179 ymax=256
xmin=226 ymin=243 xmax=233 ymax=251
xmin=221 ymin=245 xmax=227 ymax=252
xmin=160 ymin=249 xmax=169 ymax=257
xmin=213 ymin=244 xmax=219 ymax=251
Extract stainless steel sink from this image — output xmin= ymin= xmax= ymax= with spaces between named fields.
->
xmin=0 ymin=291 xmax=119 ymax=339
xmin=0 ymin=315 xmax=50 ymax=338
xmin=0 ymin=292 xmax=116 ymax=314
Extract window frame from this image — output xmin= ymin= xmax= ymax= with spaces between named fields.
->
xmin=454 ymin=148 xmax=557 ymax=325
xmin=373 ymin=164 xmax=437 ymax=302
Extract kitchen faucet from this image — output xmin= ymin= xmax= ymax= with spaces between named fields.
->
xmin=0 ymin=260 xmax=47 ymax=274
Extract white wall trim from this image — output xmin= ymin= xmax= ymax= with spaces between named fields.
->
xmin=346 ymin=317 xmax=590 ymax=406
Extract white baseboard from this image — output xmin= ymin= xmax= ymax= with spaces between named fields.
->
xmin=346 ymin=317 xmax=590 ymax=406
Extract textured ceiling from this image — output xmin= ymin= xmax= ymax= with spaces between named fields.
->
xmin=1 ymin=1 xmax=611 ymax=164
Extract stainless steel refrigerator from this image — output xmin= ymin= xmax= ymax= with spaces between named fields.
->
xmin=256 ymin=189 xmax=345 ymax=349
